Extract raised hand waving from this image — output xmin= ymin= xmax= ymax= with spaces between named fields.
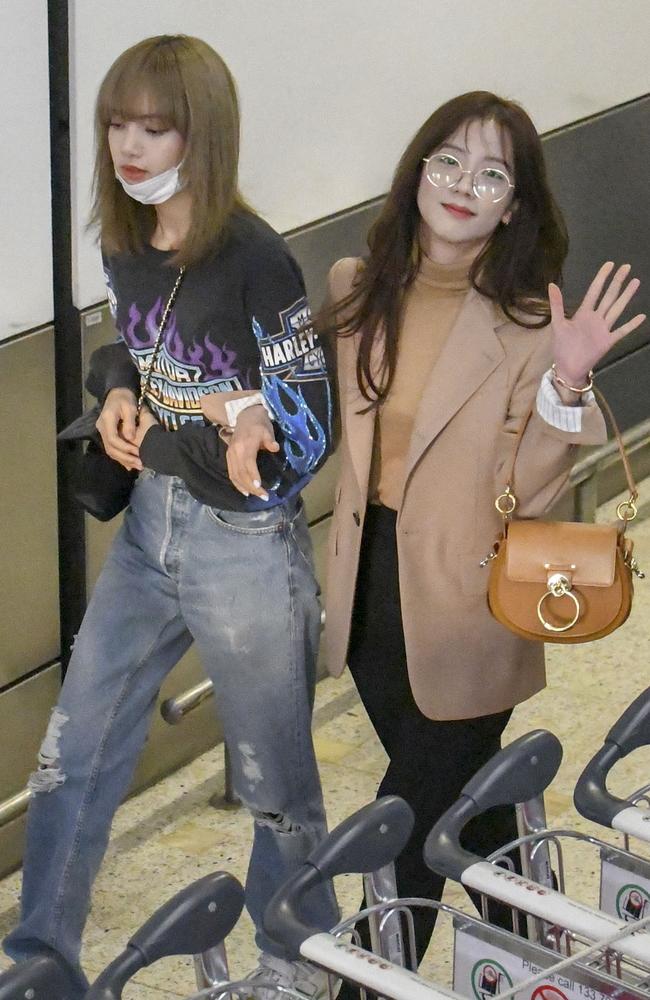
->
xmin=550 ymin=262 xmax=645 ymax=388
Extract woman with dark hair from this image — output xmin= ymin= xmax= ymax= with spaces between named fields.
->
xmin=323 ymin=91 xmax=644 ymax=974
xmin=2 ymin=35 xmax=336 ymax=999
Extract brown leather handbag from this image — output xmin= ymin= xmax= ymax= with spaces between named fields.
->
xmin=487 ymin=390 xmax=644 ymax=643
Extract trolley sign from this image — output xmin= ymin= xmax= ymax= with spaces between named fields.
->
xmin=599 ymin=849 xmax=650 ymax=922
xmin=453 ymin=921 xmax=645 ymax=1000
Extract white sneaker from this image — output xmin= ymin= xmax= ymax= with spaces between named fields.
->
xmin=245 ymin=951 xmax=339 ymax=999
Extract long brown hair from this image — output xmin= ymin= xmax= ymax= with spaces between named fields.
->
xmin=330 ymin=91 xmax=568 ymax=405
xmin=90 ymin=35 xmax=249 ymax=266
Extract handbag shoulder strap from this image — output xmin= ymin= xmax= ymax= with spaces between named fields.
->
xmin=136 ymin=266 xmax=186 ymax=418
xmin=497 ymin=383 xmax=639 ymax=525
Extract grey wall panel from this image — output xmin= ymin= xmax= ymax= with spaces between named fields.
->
xmin=0 ymin=1 xmax=52 ymax=341
xmin=0 ymin=664 xmax=61 ymax=876
xmin=286 ymin=200 xmax=383 ymax=311
xmin=0 ymin=331 xmax=60 ymax=686
xmin=0 ymin=663 xmax=61 ymax=802
xmin=595 ymin=343 xmax=650 ymax=436
xmin=543 ymin=96 xmax=650 ymax=429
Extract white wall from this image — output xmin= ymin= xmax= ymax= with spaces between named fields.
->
xmin=0 ymin=1 xmax=52 ymax=341
xmin=70 ymin=0 xmax=649 ymax=310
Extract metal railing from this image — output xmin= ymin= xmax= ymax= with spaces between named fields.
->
xmin=1 ymin=427 xmax=648 ymax=830
xmin=570 ymin=418 xmax=650 ymax=521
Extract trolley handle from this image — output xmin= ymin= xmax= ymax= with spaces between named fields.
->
xmin=423 ymin=730 xmax=562 ymax=880
xmin=0 ymin=954 xmax=78 ymax=1000
xmin=574 ymin=686 xmax=650 ymax=828
xmin=264 ymin=796 xmax=415 ymax=958
xmin=606 ymin=686 xmax=650 ymax=755
xmin=85 ymin=872 xmax=244 ymax=999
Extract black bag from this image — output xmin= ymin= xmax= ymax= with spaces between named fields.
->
xmin=58 ymin=406 xmax=136 ymax=521
xmin=58 ymin=267 xmax=185 ymax=521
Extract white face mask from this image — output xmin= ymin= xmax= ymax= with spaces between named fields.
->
xmin=115 ymin=162 xmax=185 ymax=205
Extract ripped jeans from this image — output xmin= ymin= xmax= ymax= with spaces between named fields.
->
xmin=4 ymin=472 xmax=337 ymax=984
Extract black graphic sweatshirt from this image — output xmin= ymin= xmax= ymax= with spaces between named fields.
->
xmin=87 ymin=211 xmax=333 ymax=511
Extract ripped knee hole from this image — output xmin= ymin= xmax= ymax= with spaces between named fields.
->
xmin=27 ymin=707 xmax=69 ymax=793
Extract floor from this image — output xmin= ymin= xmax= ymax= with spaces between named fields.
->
xmin=1 ymin=488 xmax=649 ymax=998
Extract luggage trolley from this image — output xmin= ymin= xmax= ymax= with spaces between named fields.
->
xmin=424 ymin=728 xmax=650 ymax=997
xmin=0 ymin=871 xmax=246 ymax=1000
xmin=263 ymin=793 xmax=650 ymax=1000
xmin=575 ymin=687 xmax=650 ymax=925
xmin=83 ymin=797 xmax=468 ymax=1000
xmin=6 ymin=794 xmax=650 ymax=1000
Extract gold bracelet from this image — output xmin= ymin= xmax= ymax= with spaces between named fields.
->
xmin=551 ymin=364 xmax=594 ymax=394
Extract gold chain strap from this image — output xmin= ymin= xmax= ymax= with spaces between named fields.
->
xmin=136 ymin=266 xmax=186 ymax=419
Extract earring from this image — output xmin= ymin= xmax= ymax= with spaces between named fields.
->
xmin=501 ymin=213 xmax=511 ymax=226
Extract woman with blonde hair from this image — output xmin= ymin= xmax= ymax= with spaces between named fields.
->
xmin=3 ymin=35 xmax=336 ymax=998
xmin=323 ymin=91 xmax=644 ymax=986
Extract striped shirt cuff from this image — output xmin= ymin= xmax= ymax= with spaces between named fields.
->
xmin=536 ymin=369 xmax=595 ymax=433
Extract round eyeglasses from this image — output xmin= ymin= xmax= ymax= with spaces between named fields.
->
xmin=422 ymin=153 xmax=514 ymax=203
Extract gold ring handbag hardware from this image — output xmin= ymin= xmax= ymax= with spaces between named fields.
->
xmin=536 ymin=573 xmax=581 ymax=632
xmin=487 ymin=386 xmax=642 ymax=644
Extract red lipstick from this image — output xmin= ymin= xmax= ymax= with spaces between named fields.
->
xmin=442 ymin=203 xmax=475 ymax=219
xmin=120 ymin=165 xmax=148 ymax=182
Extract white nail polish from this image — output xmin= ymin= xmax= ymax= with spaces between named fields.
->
xmin=261 ymin=494 xmax=269 ymax=502
xmin=253 ymin=479 xmax=261 ymax=488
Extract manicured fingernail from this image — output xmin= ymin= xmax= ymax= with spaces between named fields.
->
xmin=242 ymin=490 xmax=249 ymax=497
xmin=253 ymin=479 xmax=261 ymax=488
xmin=261 ymin=493 xmax=269 ymax=502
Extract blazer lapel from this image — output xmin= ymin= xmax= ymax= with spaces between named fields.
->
xmin=403 ymin=289 xmax=506 ymax=486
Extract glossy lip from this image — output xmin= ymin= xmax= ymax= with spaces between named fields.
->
xmin=442 ymin=203 xmax=476 ymax=219
xmin=119 ymin=165 xmax=148 ymax=181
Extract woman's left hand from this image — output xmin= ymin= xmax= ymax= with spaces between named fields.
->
xmin=549 ymin=262 xmax=645 ymax=386
xmin=225 ymin=405 xmax=280 ymax=500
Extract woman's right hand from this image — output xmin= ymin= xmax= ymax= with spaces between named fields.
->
xmin=96 ymin=388 xmax=143 ymax=471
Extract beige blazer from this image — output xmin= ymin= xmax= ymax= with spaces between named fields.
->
xmin=324 ymin=258 xmax=607 ymax=721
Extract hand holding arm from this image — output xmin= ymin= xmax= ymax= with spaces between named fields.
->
xmin=224 ymin=405 xmax=280 ymax=501
xmin=550 ymin=262 xmax=645 ymax=397
xmin=96 ymin=388 xmax=143 ymax=471
xmin=200 ymin=390 xmax=261 ymax=427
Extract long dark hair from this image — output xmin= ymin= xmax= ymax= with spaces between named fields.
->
xmin=329 ymin=91 xmax=568 ymax=405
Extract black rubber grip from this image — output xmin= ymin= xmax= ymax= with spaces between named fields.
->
xmin=86 ymin=871 xmax=244 ymax=998
xmin=0 ymin=954 xmax=77 ymax=1000
xmin=574 ymin=688 xmax=650 ymax=827
xmin=424 ymin=730 xmax=562 ymax=881
xmin=306 ymin=796 xmax=414 ymax=881
xmin=606 ymin=687 xmax=650 ymax=756
xmin=264 ymin=796 xmax=414 ymax=958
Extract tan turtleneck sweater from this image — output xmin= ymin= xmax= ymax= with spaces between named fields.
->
xmin=369 ymin=255 xmax=470 ymax=510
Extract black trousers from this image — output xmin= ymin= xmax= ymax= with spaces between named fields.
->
xmin=338 ymin=505 xmax=520 ymax=996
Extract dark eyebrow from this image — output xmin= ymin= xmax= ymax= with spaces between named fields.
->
xmin=440 ymin=142 xmax=511 ymax=170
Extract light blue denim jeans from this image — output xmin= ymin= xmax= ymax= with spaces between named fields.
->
xmin=4 ymin=472 xmax=337 ymax=992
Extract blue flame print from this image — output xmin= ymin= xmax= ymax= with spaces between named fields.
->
xmin=264 ymin=374 xmax=327 ymax=475
xmin=252 ymin=316 xmax=330 ymax=478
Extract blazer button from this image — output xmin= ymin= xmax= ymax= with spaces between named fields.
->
xmin=353 ymin=510 xmax=361 ymax=526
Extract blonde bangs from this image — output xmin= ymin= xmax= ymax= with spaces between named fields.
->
xmin=96 ymin=39 xmax=190 ymax=136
